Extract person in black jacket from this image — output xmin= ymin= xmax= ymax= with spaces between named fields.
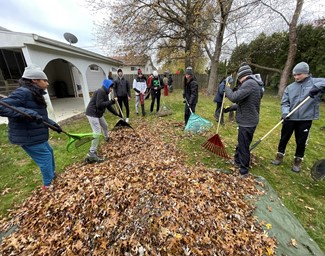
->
xmin=224 ymin=63 xmax=263 ymax=177
xmin=0 ymin=64 xmax=62 ymax=190
xmin=150 ymin=71 xmax=164 ymax=113
xmin=183 ymin=67 xmax=198 ymax=126
xmin=85 ymin=79 xmax=120 ymax=163
xmin=113 ymin=68 xmax=131 ymax=123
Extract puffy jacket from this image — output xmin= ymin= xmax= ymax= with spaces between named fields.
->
xmin=184 ymin=78 xmax=198 ymax=106
xmin=224 ymin=77 xmax=262 ymax=127
xmin=0 ymin=85 xmax=56 ymax=146
xmin=86 ymin=87 xmax=116 ymax=118
xmin=113 ymin=76 xmax=131 ymax=98
xmin=281 ymin=76 xmax=325 ymax=120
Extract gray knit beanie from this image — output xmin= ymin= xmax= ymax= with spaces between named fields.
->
xmin=237 ymin=64 xmax=252 ymax=80
xmin=22 ymin=64 xmax=48 ymax=80
xmin=292 ymin=62 xmax=309 ymax=75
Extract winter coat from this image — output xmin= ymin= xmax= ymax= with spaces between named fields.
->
xmin=113 ymin=76 xmax=131 ymax=98
xmin=133 ymin=77 xmax=147 ymax=96
xmin=224 ymin=77 xmax=262 ymax=127
xmin=150 ymin=76 xmax=164 ymax=95
xmin=281 ymin=76 xmax=325 ymax=120
xmin=0 ymin=85 xmax=56 ymax=146
xmin=86 ymin=87 xmax=117 ymax=118
xmin=183 ymin=78 xmax=198 ymax=106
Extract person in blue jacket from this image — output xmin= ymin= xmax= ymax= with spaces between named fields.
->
xmin=0 ymin=65 xmax=62 ymax=190
xmin=271 ymin=62 xmax=325 ymax=172
xmin=85 ymin=79 xmax=120 ymax=163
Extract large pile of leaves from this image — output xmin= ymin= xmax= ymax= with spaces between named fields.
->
xmin=0 ymin=121 xmax=276 ymax=255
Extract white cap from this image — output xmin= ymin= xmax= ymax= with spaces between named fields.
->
xmin=153 ymin=70 xmax=158 ymax=77
xmin=22 ymin=64 xmax=48 ymax=80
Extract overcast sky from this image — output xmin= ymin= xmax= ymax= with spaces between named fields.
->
xmin=0 ymin=0 xmax=105 ymax=55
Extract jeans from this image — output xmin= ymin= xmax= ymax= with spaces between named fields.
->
xmin=22 ymin=141 xmax=55 ymax=186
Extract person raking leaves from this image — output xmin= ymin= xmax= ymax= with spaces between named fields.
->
xmin=85 ymin=78 xmax=121 ymax=163
xmin=0 ymin=64 xmax=62 ymax=190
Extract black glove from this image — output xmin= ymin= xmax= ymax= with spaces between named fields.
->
xmin=223 ymin=107 xmax=230 ymax=113
xmin=34 ymin=114 xmax=43 ymax=124
xmin=308 ymin=86 xmax=321 ymax=98
xmin=52 ymin=123 xmax=62 ymax=133
xmin=110 ymin=98 xmax=116 ymax=104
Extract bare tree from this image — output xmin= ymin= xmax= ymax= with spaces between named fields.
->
xmin=259 ymin=0 xmax=304 ymax=97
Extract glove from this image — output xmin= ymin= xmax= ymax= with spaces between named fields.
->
xmin=308 ymin=86 xmax=321 ymax=98
xmin=52 ymin=123 xmax=63 ymax=133
xmin=223 ymin=106 xmax=230 ymax=113
xmin=34 ymin=114 xmax=43 ymax=124
xmin=281 ymin=113 xmax=289 ymax=120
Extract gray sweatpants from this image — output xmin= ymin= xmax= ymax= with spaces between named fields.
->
xmin=87 ymin=115 xmax=109 ymax=153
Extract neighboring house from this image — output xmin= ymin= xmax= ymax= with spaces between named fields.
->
xmin=111 ymin=54 xmax=156 ymax=75
xmin=0 ymin=26 xmax=123 ymax=121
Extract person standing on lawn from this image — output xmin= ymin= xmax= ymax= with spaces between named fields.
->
xmin=113 ymin=68 xmax=131 ymax=123
xmin=224 ymin=63 xmax=263 ymax=177
xmin=271 ymin=62 xmax=325 ymax=172
xmin=0 ymin=64 xmax=62 ymax=190
xmin=150 ymin=70 xmax=164 ymax=113
xmin=183 ymin=67 xmax=198 ymax=126
xmin=85 ymin=79 xmax=121 ymax=163
xmin=163 ymin=72 xmax=169 ymax=96
xmin=133 ymin=69 xmax=147 ymax=116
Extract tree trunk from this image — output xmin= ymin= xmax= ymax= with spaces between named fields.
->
xmin=278 ymin=0 xmax=304 ymax=97
xmin=206 ymin=0 xmax=233 ymax=95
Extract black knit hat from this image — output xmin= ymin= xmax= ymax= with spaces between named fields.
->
xmin=237 ymin=64 xmax=252 ymax=80
xmin=185 ymin=67 xmax=194 ymax=76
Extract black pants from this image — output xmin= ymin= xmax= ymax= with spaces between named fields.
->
xmin=277 ymin=120 xmax=312 ymax=158
xmin=150 ymin=92 xmax=161 ymax=112
xmin=117 ymin=96 xmax=130 ymax=118
xmin=234 ymin=126 xmax=256 ymax=175
xmin=184 ymin=103 xmax=196 ymax=126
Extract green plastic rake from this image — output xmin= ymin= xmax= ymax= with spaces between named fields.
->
xmin=0 ymin=100 xmax=96 ymax=151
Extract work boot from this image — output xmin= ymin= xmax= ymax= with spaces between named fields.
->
xmin=271 ymin=152 xmax=284 ymax=165
xmin=292 ymin=157 xmax=303 ymax=173
xmin=86 ymin=151 xmax=104 ymax=163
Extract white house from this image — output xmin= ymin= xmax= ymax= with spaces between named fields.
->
xmin=0 ymin=26 xmax=123 ymax=122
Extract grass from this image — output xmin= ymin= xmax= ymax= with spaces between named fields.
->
xmin=0 ymin=89 xmax=324 ymax=252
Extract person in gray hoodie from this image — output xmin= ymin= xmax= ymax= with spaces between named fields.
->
xmin=224 ymin=63 xmax=264 ymax=177
xmin=271 ymin=62 xmax=325 ymax=172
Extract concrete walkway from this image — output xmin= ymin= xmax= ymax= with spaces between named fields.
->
xmin=0 ymin=97 xmax=86 ymax=125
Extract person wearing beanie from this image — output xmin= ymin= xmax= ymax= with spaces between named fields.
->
xmin=0 ymin=64 xmax=63 ymax=190
xmin=133 ymin=70 xmax=147 ymax=116
xmin=113 ymin=68 xmax=131 ymax=123
xmin=150 ymin=70 xmax=164 ymax=113
xmin=271 ymin=62 xmax=325 ymax=172
xmin=224 ymin=63 xmax=264 ymax=177
xmin=163 ymin=72 xmax=169 ymax=96
xmin=183 ymin=67 xmax=198 ymax=126
xmin=85 ymin=79 xmax=121 ymax=163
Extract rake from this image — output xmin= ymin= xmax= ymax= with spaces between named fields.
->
xmin=201 ymin=81 xmax=230 ymax=159
xmin=0 ymin=100 xmax=95 ymax=151
xmin=250 ymin=96 xmax=311 ymax=151
xmin=184 ymin=98 xmax=213 ymax=133
xmin=112 ymin=100 xmax=133 ymax=130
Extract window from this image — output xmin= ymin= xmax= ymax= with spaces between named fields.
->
xmin=89 ymin=65 xmax=99 ymax=71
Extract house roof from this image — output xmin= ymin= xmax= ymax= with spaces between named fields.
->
xmin=111 ymin=55 xmax=150 ymax=66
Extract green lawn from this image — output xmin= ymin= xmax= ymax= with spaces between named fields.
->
xmin=0 ymin=89 xmax=324 ymax=252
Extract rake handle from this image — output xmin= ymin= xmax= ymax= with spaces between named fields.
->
xmin=0 ymin=100 xmax=67 ymax=135
xmin=250 ymin=96 xmax=311 ymax=151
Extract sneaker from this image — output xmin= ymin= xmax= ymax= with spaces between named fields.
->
xmin=86 ymin=152 xmax=104 ymax=163
xmin=42 ymin=185 xmax=49 ymax=191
